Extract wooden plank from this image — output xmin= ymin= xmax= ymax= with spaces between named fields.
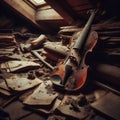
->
xmin=3 ymin=0 xmax=51 ymax=32
xmin=23 ymin=80 xmax=58 ymax=106
xmin=57 ymin=95 xmax=89 ymax=119
xmin=91 ymin=92 xmax=120 ymax=120
xmin=20 ymin=113 xmax=46 ymax=120
xmin=45 ymin=0 xmax=75 ymax=24
xmin=1 ymin=60 xmax=40 ymax=72
xmin=4 ymin=100 xmax=32 ymax=120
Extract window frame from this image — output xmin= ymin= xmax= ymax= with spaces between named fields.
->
xmin=24 ymin=0 xmax=47 ymax=9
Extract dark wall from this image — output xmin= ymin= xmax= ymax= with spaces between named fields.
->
xmin=0 ymin=1 xmax=41 ymax=33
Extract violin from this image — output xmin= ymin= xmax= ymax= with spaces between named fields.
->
xmin=51 ymin=10 xmax=98 ymax=92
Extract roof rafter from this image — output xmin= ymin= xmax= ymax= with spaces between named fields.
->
xmin=45 ymin=0 xmax=78 ymax=24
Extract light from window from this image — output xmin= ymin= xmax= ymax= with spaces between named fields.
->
xmin=29 ymin=0 xmax=46 ymax=6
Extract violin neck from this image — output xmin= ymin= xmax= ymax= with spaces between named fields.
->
xmin=73 ymin=11 xmax=96 ymax=52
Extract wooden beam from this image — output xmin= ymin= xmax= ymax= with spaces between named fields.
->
xmin=3 ymin=0 xmax=51 ymax=32
xmin=45 ymin=0 xmax=76 ymax=24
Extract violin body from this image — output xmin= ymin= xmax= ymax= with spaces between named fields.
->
xmin=73 ymin=31 xmax=98 ymax=91
xmin=52 ymin=31 xmax=98 ymax=91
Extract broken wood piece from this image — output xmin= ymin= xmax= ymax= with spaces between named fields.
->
xmin=19 ymin=87 xmax=37 ymax=102
xmin=42 ymin=51 xmax=59 ymax=62
xmin=58 ymin=28 xmax=82 ymax=35
xmin=0 ymin=51 xmax=13 ymax=55
xmin=91 ymin=92 xmax=120 ymax=120
xmin=0 ymin=35 xmax=15 ymax=42
xmin=5 ymin=77 xmax=42 ymax=91
xmin=44 ymin=42 xmax=69 ymax=58
xmin=0 ymin=47 xmax=16 ymax=56
xmin=23 ymin=80 xmax=58 ymax=105
xmin=19 ymin=43 xmax=31 ymax=53
xmin=86 ymin=89 xmax=108 ymax=104
xmin=0 ymin=88 xmax=11 ymax=96
xmin=47 ymin=115 xmax=66 ymax=120
xmin=27 ymin=98 xmax=61 ymax=114
xmin=23 ymin=34 xmax=47 ymax=52
xmin=0 ymin=55 xmax=20 ymax=63
xmin=37 ymin=98 xmax=61 ymax=114
xmin=93 ymin=89 xmax=108 ymax=101
xmin=0 ymin=78 xmax=10 ymax=91
xmin=60 ymin=25 xmax=79 ymax=30
xmin=2 ymin=95 xmax=18 ymax=108
xmin=0 ymin=80 xmax=11 ymax=96
xmin=30 ymin=34 xmax=47 ymax=49
xmin=0 ymin=60 xmax=40 ymax=72
xmin=13 ymin=32 xmax=38 ymax=39
xmin=31 ymin=51 xmax=54 ymax=70
xmin=4 ymin=100 xmax=32 ymax=120
xmin=0 ymin=35 xmax=16 ymax=47
xmin=57 ymin=95 xmax=90 ymax=120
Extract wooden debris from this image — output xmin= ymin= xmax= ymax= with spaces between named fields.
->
xmin=5 ymin=77 xmax=42 ymax=91
xmin=0 ymin=60 xmax=40 ymax=72
xmin=31 ymin=51 xmax=54 ymax=70
xmin=0 ymin=78 xmax=9 ymax=91
xmin=23 ymin=80 xmax=58 ymax=106
xmin=60 ymin=25 xmax=79 ymax=30
xmin=21 ymin=34 xmax=47 ymax=52
xmin=19 ymin=112 xmax=46 ymax=120
xmin=57 ymin=94 xmax=90 ymax=120
xmin=0 ymin=81 xmax=11 ymax=96
xmin=0 ymin=47 xmax=16 ymax=55
xmin=1 ymin=95 xmax=18 ymax=108
xmin=42 ymin=51 xmax=59 ymax=62
xmin=93 ymin=89 xmax=108 ymax=100
xmin=0 ymin=88 xmax=11 ymax=96
xmin=0 ymin=35 xmax=16 ymax=47
xmin=47 ymin=115 xmax=66 ymax=120
xmin=28 ymin=98 xmax=61 ymax=114
xmin=58 ymin=28 xmax=82 ymax=35
xmin=30 ymin=34 xmax=47 ymax=49
xmin=44 ymin=42 xmax=69 ymax=58
xmin=0 ymin=17 xmax=119 ymax=120
xmin=4 ymin=100 xmax=32 ymax=120
xmin=0 ymin=55 xmax=20 ymax=63
xmin=91 ymin=92 xmax=120 ymax=120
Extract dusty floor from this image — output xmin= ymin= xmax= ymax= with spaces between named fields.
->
xmin=0 ymin=28 xmax=120 ymax=120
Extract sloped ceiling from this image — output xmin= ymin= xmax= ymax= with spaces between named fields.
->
xmin=0 ymin=0 xmax=120 ymax=33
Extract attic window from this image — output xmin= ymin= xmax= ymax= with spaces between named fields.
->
xmin=24 ymin=0 xmax=47 ymax=8
xmin=29 ymin=0 xmax=46 ymax=6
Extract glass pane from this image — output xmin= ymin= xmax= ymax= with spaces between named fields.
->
xmin=29 ymin=0 xmax=46 ymax=6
